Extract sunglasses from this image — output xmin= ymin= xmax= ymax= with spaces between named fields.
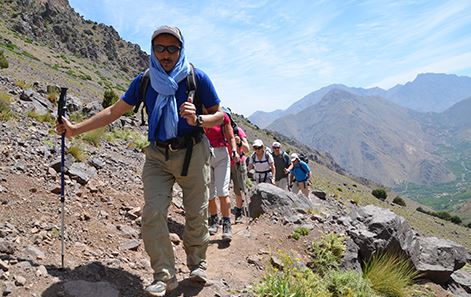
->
xmin=273 ymin=147 xmax=280 ymax=149
xmin=153 ymin=44 xmax=181 ymax=54
xmin=253 ymin=146 xmax=263 ymax=150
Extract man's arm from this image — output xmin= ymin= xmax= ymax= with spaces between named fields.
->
xmin=180 ymin=103 xmax=224 ymax=127
xmin=56 ymin=99 xmax=133 ymax=138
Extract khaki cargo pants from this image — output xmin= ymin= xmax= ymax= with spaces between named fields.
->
xmin=141 ymin=136 xmax=211 ymax=282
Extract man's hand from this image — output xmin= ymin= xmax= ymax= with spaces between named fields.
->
xmin=179 ymin=101 xmax=197 ymax=126
xmin=55 ymin=116 xmax=76 ymax=138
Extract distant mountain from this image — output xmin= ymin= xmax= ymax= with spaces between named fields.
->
xmin=438 ymin=96 xmax=471 ymax=134
xmin=250 ymin=73 xmax=471 ymax=128
xmin=268 ymin=89 xmax=455 ymax=186
xmin=249 ymin=84 xmax=386 ymax=128
xmin=387 ymin=73 xmax=471 ymax=113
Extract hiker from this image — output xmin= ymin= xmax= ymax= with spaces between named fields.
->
xmin=56 ymin=25 xmax=223 ymax=296
xmin=205 ymin=110 xmax=239 ymax=241
xmin=247 ymin=139 xmax=275 ymax=184
xmin=271 ymin=141 xmax=291 ymax=190
xmin=286 ymin=153 xmax=312 ymax=197
xmin=231 ymin=128 xmax=250 ymax=223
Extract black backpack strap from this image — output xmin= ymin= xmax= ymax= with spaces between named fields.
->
xmin=134 ymin=69 xmax=150 ymax=126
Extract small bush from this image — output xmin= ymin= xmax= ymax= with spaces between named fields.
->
xmin=435 ymin=211 xmax=452 ymax=221
xmin=307 ymin=233 xmax=346 ymax=276
xmin=102 ymin=88 xmax=119 ymax=108
xmin=68 ymin=144 xmax=87 ymax=162
xmin=450 ymin=215 xmax=462 ymax=225
xmin=15 ymin=80 xmax=27 ymax=89
xmin=393 ymin=196 xmax=406 ymax=206
xmin=0 ymin=50 xmax=8 ymax=68
xmin=292 ymin=227 xmax=310 ymax=240
xmin=324 ymin=270 xmax=376 ymax=297
xmin=0 ymin=92 xmax=13 ymax=121
xmin=363 ymin=251 xmax=420 ymax=297
xmin=466 ymin=222 xmax=471 ymax=228
xmin=81 ymin=127 xmax=106 ymax=147
xmin=372 ymin=188 xmax=387 ymax=201
xmin=27 ymin=110 xmax=55 ymax=124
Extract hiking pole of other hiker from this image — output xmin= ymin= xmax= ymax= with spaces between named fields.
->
xmin=57 ymin=87 xmax=67 ymax=269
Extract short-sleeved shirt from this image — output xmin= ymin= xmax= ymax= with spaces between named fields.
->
xmin=121 ymin=67 xmax=220 ymax=141
xmin=292 ymin=161 xmax=311 ymax=182
xmin=273 ymin=151 xmax=291 ymax=181
xmin=205 ymin=113 xmax=230 ymax=148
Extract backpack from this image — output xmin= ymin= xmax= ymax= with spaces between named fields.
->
xmin=221 ymin=106 xmax=239 ymax=136
xmin=133 ymin=63 xmax=198 ymax=125
xmin=251 ymin=148 xmax=271 ymax=165
xmin=298 ymin=153 xmax=309 ymax=163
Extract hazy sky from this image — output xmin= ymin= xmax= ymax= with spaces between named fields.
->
xmin=69 ymin=0 xmax=471 ymax=116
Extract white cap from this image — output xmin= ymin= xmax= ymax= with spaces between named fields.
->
xmin=151 ymin=25 xmax=183 ymax=43
xmin=252 ymin=139 xmax=263 ymax=147
xmin=290 ymin=153 xmax=299 ymax=162
xmin=272 ymin=141 xmax=281 ymax=148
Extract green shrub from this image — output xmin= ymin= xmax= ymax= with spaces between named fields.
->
xmin=0 ymin=50 xmax=8 ymax=69
xmin=393 ymin=196 xmax=406 ymax=206
xmin=307 ymin=233 xmax=346 ymax=276
xmin=324 ymin=270 xmax=376 ymax=297
xmin=68 ymin=143 xmax=87 ymax=161
xmin=450 ymin=215 xmax=462 ymax=225
xmin=0 ymin=92 xmax=13 ymax=121
xmin=372 ymin=188 xmax=387 ymax=201
xmin=363 ymin=251 xmax=420 ymax=297
xmin=467 ymin=222 xmax=471 ymax=228
xmin=254 ymin=251 xmax=328 ymax=297
xmin=81 ymin=127 xmax=106 ymax=147
xmin=102 ymin=88 xmax=119 ymax=108
xmin=292 ymin=227 xmax=310 ymax=240
xmin=435 ymin=211 xmax=452 ymax=221
xmin=27 ymin=110 xmax=55 ymax=124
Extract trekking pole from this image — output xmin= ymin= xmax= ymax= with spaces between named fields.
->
xmin=57 ymin=87 xmax=68 ymax=269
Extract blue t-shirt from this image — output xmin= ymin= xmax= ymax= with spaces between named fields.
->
xmin=121 ymin=67 xmax=220 ymax=141
xmin=292 ymin=161 xmax=310 ymax=182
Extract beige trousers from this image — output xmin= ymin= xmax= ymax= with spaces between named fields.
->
xmin=141 ymin=136 xmax=211 ymax=281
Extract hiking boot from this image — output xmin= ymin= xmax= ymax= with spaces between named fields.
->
xmin=189 ymin=267 xmax=208 ymax=283
xmin=222 ymin=217 xmax=232 ymax=241
xmin=234 ymin=207 xmax=243 ymax=224
xmin=208 ymin=215 xmax=218 ymax=235
xmin=145 ymin=276 xmax=178 ymax=296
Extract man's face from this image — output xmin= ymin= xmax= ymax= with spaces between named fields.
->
xmin=272 ymin=146 xmax=281 ymax=155
xmin=152 ymin=34 xmax=181 ymax=73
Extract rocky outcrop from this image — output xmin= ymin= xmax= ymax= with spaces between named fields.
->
xmin=343 ymin=205 xmax=471 ymax=285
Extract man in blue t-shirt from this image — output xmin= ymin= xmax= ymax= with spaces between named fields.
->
xmin=287 ymin=153 xmax=312 ymax=197
xmin=56 ymin=25 xmax=223 ymax=296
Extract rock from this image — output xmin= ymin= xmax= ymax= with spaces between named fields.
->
xmin=68 ymin=162 xmax=97 ymax=185
xmin=116 ymin=225 xmax=139 ymax=239
xmin=312 ymin=190 xmax=327 ymax=200
xmin=63 ymin=280 xmax=119 ymax=297
xmin=410 ymin=237 xmax=469 ymax=284
xmin=120 ymin=239 xmax=141 ymax=251
xmin=169 ymin=233 xmax=181 ymax=245
xmin=249 ymin=183 xmax=313 ymax=219
xmin=14 ymin=275 xmax=26 ymax=286
xmin=0 ymin=259 xmax=9 ymax=271
xmin=270 ymin=255 xmax=283 ymax=270
xmin=2 ymin=281 xmax=14 ymax=296
xmin=448 ymin=270 xmax=471 ymax=296
xmin=0 ymin=239 xmax=15 ymax=254
xmin=24 ymin=245 xmax=45 ymax=260
xmin=36 ymin=265 xmax=48 ymax=277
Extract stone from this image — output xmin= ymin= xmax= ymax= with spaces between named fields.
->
xmin=120 ymin=239 xmax=140 ymax=251
xmin=63 ymin=280 xmax=119 ymax=297
xmin=68 ymin=162 xmax=97 ymax=185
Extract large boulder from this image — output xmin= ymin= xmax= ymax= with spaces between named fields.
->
xmin=248 ymin=183 xmax=313 ymax=219
xmin=346 ymin=205 xmax=470 ymax=285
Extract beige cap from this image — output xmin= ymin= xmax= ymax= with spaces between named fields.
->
xmin=151 ymin=25 xmax=183 ymax=43
xmin=272 ymin=141 xmax=281 ymax=148
xmin=252 ymin=139 xmax=264 ymax=147
xmin=290 ymin=153 xmax=299 ymax=162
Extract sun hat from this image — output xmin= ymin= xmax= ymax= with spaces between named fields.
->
xmin=290 ymin=153 xmax=299 ymax=162
xmin=272 ymin=141 xmax=281 ymax=148
xmin=151 ymin=25 xmax=183 ymax=43
xmin=252 ymin=139 xmax=263 ymax=147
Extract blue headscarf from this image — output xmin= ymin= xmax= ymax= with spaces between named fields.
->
xmin=148 ymin=32 xmax=190 ymax=141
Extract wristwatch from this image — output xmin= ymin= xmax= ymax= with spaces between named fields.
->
xmin=195 ymin=115 xmax=203 ymax=127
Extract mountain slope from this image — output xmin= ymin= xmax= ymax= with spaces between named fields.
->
xmin=268 ymin=89 xmax=455 ymax=186
xmin=249 ymin=84 xmax=386 ymax=128
xmin=387 ymin=73 xmax=471 ymax=113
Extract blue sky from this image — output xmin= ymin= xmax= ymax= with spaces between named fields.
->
xmin=69 ymin=0 xmax=471 ymax=116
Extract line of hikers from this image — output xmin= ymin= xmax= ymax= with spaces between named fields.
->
xmin=55 ymin=25 xmax=312 ymax=296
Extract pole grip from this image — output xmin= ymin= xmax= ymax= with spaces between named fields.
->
xmin=57 ymin=87 xmax=68 ymax=123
